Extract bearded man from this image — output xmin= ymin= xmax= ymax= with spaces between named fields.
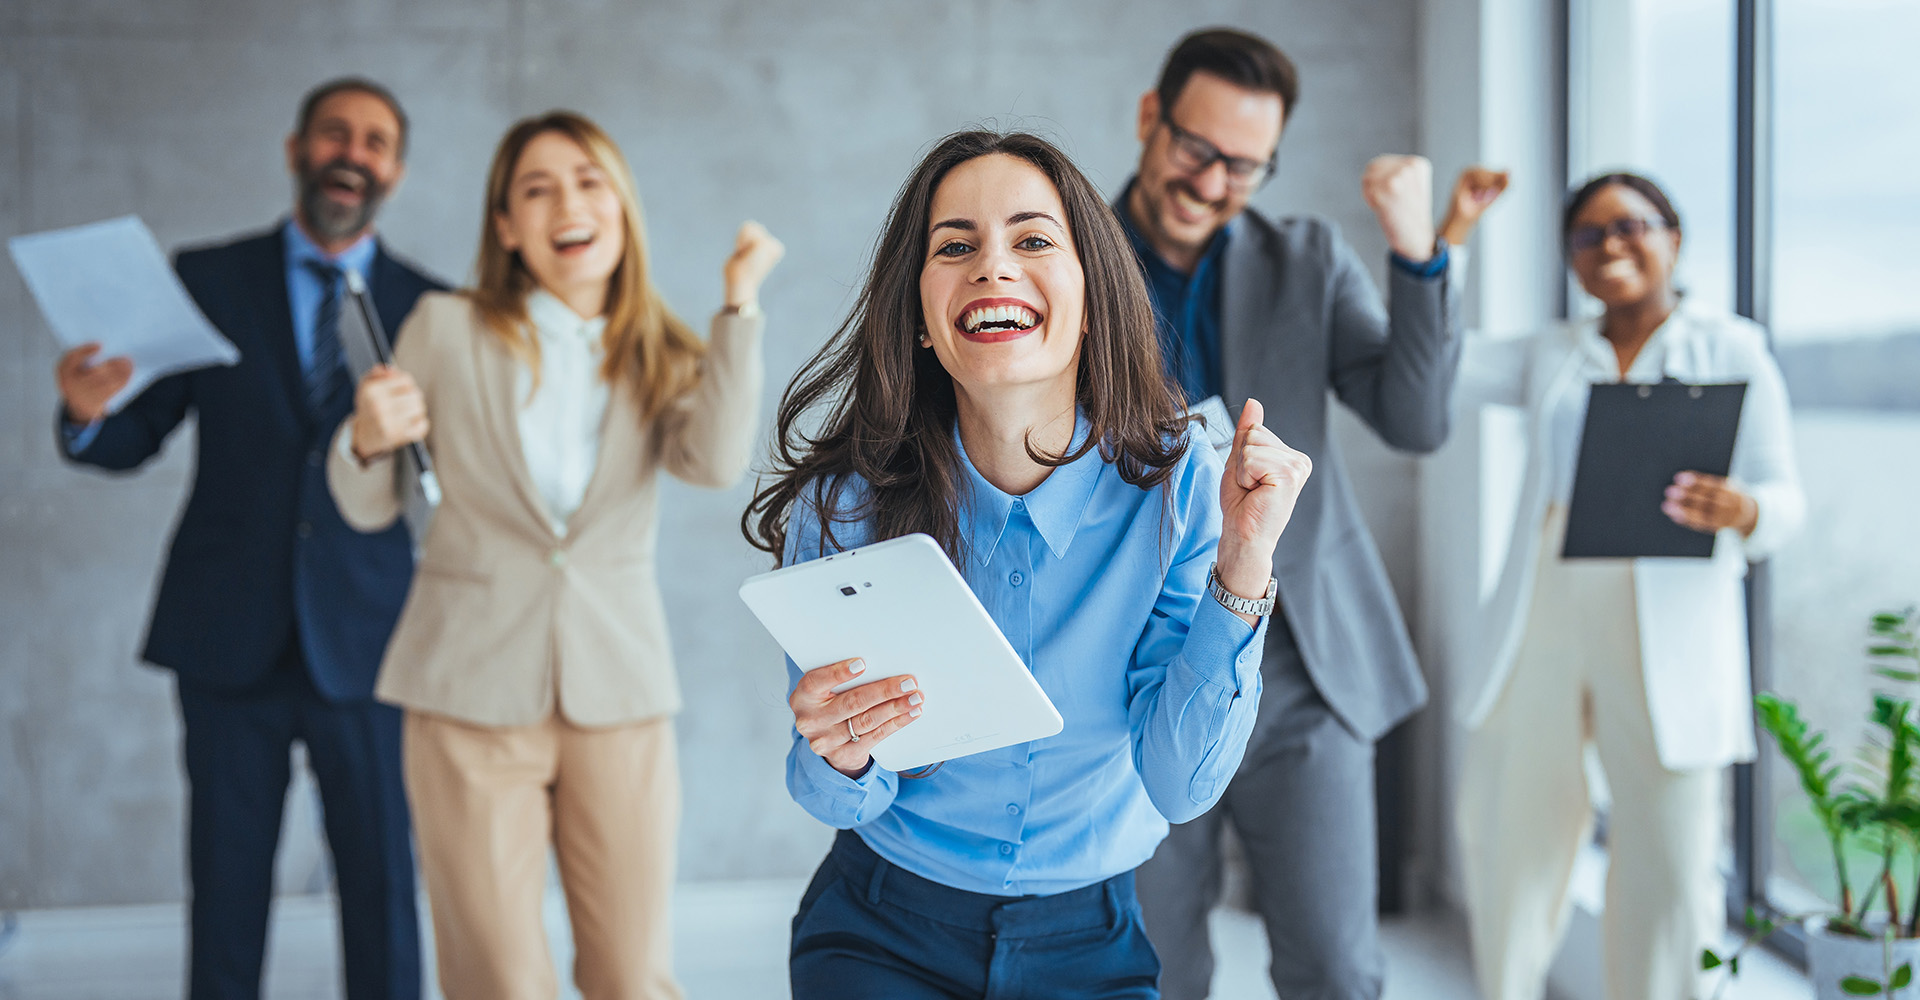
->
xmin=51 ymin=77 xmax=444 ymax=1000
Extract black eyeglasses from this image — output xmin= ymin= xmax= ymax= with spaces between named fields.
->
xmin=1159 ymin=111 xmax=1277 ymax=191
xmin=1566 ymin=217 xmax=1667 ymax=252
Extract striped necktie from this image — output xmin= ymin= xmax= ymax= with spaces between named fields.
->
xmin=303 ymin=260 xmax=351 ymax=419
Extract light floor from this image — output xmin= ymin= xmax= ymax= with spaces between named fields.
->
xmin=0 ymin=878 xmax=1479 ymax=1000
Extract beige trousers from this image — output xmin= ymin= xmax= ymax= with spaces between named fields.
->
xmin=405 ymin=710 xmax=683 ymax=1000
xmin=1458 ymin=507 xmax=1722 ymax=1000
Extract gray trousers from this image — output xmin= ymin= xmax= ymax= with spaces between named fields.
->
xmin=1136 ymin=617 xmax=1384 ymax=1000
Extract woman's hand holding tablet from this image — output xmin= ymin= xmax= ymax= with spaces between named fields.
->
xmin=789 ymin=658 xmax=924 ymax=779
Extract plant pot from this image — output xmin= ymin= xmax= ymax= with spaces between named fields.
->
xmin=1805 ymin=918 xmax=1920 ymax=998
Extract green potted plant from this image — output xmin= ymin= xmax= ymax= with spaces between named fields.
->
xmin=1708 ymin=607 xmax=1920 ymax=998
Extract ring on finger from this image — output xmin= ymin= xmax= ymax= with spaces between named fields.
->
xmin=847 ymin=719 xmax=861 ymax=743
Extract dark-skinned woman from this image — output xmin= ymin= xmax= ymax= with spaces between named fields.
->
xmin=1454 ymin=172 xmax=1803 ymax=1000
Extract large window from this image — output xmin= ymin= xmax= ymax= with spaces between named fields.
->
xmin=1760 ymin=0 xmax=1920 ymax=919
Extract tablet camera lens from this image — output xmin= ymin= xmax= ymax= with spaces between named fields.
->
xmin=840 ymin=586 xmax=857 ymax=597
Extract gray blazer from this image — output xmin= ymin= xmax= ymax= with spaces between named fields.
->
xmin=1216 ymin=210 xmax=1460 ymax=741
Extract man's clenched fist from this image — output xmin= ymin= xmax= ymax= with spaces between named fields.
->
xmin=1361 ymin=155 xmax=1436 ymax=263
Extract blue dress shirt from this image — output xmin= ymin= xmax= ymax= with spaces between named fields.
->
xmin=1125 ymin=210 xmax=1232 ymax=404
xmin=281 ymin=217 xmax=378 ymax=375
xmin=1115 ymin=181 xmax=1450 ymax=405
xmin=63 ymin=218 xmax=376 ymax=453
xmin=783 ymin=417 xmax=1268 ymax=896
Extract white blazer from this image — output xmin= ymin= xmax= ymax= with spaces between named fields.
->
xmin=1458 ymin=302 xmax=1805 ymax=771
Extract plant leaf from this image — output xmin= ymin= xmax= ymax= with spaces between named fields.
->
xmin=1700 ymin=949 xmax=1723 ymax=970
xmin=1840 ymin=976 xmax=1885 ymax=995
xmin=1895 ymin=963 xmax=1914 ymax=989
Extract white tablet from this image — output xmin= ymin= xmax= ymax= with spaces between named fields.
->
xmin=739 ymin=532 xmax=1063 ymax=771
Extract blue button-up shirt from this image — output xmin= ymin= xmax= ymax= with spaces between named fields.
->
xmin=281 ymin=217 xmax=377 ymax=375
xmin=62 ymin=219 xmax=377 ymax=454
xmin=1119 ymin=189 xmax=1231 ymax=404
xmin=783 ymin=418 xmax=1268 ymax=896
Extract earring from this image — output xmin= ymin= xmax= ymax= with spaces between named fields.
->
xmin=918 ymin=334 xmax=932 ymax=347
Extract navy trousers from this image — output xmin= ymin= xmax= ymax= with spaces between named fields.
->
xmin=790 ymin=830 xmax=1160 ymax=1000
xmin=175 ymin=645 xmax=419 ymax=1000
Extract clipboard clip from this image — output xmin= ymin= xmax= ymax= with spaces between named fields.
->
xmin=1647 ymin=377 xmax=1706 ymax=400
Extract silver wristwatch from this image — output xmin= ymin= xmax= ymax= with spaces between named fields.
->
xmin=1208 ymin=564 xmax=1277 ymax=617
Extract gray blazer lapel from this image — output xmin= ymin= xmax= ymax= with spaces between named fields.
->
xmin=1218 ymin=220 xmax=1284 ymax=406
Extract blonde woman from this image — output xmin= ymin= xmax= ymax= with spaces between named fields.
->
xmin=329 ymin=111 xmax=783 ymax=1000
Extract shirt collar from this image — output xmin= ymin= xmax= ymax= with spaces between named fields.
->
xmin=1115 ymin=178 xmax=1236 ymax=279
xmin=525 ymin=287 xmax=609 ymax=344
xmin=282 ymin=216 xmax=377 ymax=281
xmin=954 ymin=412 xmax=1106 ymax=566
xmin=1577 ymin=296 xmax=1688 ymax=379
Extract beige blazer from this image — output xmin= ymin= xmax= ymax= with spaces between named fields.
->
xmin=328 ymin=292 xmax=763 ymax=728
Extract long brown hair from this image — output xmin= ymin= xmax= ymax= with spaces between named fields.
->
xmin=469 ymin=111 xmax=703 ymax=418
xmin=743 ymin=130 xmax=1189 ymax=565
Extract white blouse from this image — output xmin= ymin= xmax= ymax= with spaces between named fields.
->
xmin=516 ymin=289 xmax=610 ymax=536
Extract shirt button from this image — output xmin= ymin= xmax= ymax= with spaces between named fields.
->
xmin=1011 ymin=499 xmax=1025 ymax=511
xmin=1005 ymin=803 xmax=1021 ymax=816
xmin=1009 ymin=571 xmax=1024 ymax=587
xmin=999 ymin=843 xmax=1014 ymax=856
xmin=549 ymin=549 xmax=568 ymax=568
xmin=295 ymin=522 xmax=313 ymax=539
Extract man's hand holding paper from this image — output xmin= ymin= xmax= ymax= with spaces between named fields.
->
xmin=54 ymin=344 xmax=135 ymax=424
xmin=10 ymin=215 xmax=240 ymax=417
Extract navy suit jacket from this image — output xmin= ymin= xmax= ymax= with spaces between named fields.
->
xmin=61 ymin=225 xmax=445 ymax=701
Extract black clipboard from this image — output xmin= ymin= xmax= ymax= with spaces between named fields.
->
xmin=1561 ymin=379 xmax=1747 ymax=559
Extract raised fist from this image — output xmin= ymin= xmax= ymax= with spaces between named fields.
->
xmin=723 ymin=220 xmax=785 ymax=310
xmin=1361 ymin=155 xmax=1436 ymax=263
xmin=1439 ymin=166 xmax=1511 ymax=246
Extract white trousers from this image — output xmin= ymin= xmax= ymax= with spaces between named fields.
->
xmin=1457 ymin=507 xmax=1722 ymax=1000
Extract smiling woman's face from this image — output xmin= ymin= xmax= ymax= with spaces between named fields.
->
xmin=1568 ymin=183 xmax=1682 ymax=311
xmin=918 ymin=153 xmax=1087 ymax=399
xmin=495 ymin=130 xmax=627 ymax=312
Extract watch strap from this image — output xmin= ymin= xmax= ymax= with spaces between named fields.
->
xmin=1207 ymin=563 xmax=1277 ymax=617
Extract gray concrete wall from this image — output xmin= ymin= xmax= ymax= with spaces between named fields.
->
xmin=1 ymin=0 xmax=1424 ymax=908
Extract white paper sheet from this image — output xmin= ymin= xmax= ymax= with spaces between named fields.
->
xmin=8 ymin=215 xmax=240 ymax=414
xmin=1190 ymin=394 xmax=1237 ymax=456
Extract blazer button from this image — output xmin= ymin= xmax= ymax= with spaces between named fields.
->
xmin=549 ymin=549 xmax=568 ymax=568
xmin=296 ymin=522 xmax=313 ymax=539
xmin=308 ymin=450 xmax=324 ymax=468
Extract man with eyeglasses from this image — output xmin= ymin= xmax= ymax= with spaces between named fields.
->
xmin=1116 ymin=27 xmax=1504 ymax=1000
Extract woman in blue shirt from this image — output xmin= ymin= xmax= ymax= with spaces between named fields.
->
xmin=744 ymin=131 xmax=1311 ymax=999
